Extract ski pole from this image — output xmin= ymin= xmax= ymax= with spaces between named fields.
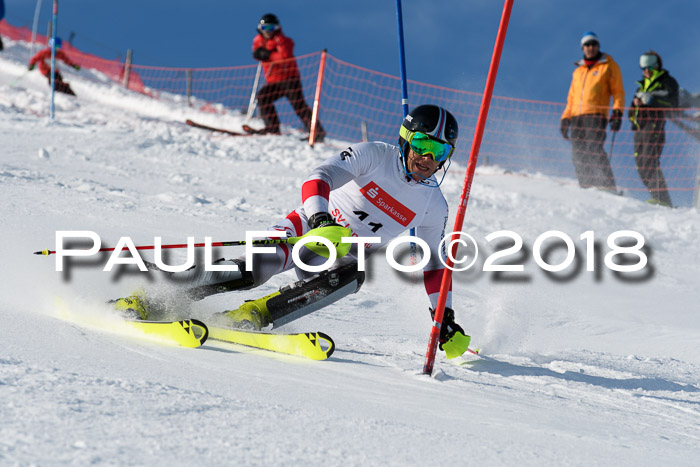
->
xmin=34 ymin=237 xmax=294 ymax=256
xmin=9 ymin=69 xmax=31 ymax=87
xmin=33 ymin=225 xmax=351 ymax=258
xmin=609 ymin=130 xmax=617 ymax=160
xmin=245 ymin=62 xmax=262 ymax=121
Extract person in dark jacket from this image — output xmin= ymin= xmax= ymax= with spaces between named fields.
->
xmin=248 ymin=13 xmax=325 ymax=141
xmin=628 ymin=51 xmax=678 ymax=207
xmin=28 ymin=37 xmax=80 ymax=95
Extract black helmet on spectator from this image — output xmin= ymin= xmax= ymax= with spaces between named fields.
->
xmin=258 ymin=14 xmax=281 ymax=34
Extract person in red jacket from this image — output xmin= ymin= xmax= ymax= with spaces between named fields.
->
xmin=248 ymin=13 xmax=325 ymax=141
xmin=28 ymin=37 xmax=80 ymax=96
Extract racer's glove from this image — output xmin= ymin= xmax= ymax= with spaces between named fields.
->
xmin=73 ymin=65 xmax=81 ymax=71
xmin=28 ymin=64 xmax=35 ymax=71
xmin=307 ymin=212 xmax=340 ymax=229
xmin=430 ymin=306 xmax=471 ymax=359
xmin=609 ymin=109 xmax=623 ymax=132
xmin=430 ymin=306 xmax=464 ymax=348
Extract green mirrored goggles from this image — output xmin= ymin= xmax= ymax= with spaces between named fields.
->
xmin=400 ymin=126 xmax=455 ymax=162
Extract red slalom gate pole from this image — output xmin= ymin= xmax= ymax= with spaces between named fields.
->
xmin=309 ymin=49 xmax=328 ymax=147
xmin=423 ymin=0 xmax=514 ymax=375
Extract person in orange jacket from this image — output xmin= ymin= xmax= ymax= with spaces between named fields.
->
xmin=247 ymin=13 xmax=325 ymax=141
xmin=28 ymin=37 xmax=80 ymax=96
xmin=560 ymin=32 xmax=624 ymax=192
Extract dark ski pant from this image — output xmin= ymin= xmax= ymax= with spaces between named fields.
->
xmin=569 ymin=114 xmax=617 ymax=190
xmin=42 ymin=70 xmax=76 ymax=96
xmin=257 ymin=78 xmax=324 ymax=137
xmin=634 ymin=125 xmax=672 ymax=206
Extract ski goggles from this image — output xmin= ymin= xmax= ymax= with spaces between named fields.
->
xmin=258 ymin=23 xmax=280 ymax=33
xmin=400 ymin=126 xmax=455 ymax=162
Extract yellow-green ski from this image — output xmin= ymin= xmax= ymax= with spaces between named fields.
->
xmin=208 ymin=327 xmax=335 ymax=360
xmin=124 ymin=319 xmax=209 ymax=348
xmin=53 ymin=297 xmax=208 ymax=348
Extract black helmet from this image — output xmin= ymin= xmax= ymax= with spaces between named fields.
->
xmin=401 ymin=104 xmax=458 ymax=146
xmin=398 ymin=105 xmax=458 ymax=185
xmin=259 ymin=13 xmax=280 ymax=26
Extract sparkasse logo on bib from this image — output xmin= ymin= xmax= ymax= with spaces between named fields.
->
xmin=359 ymin=182 xmax=416 ymax=227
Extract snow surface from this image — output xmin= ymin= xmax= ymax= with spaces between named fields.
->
xmin=2 ymin=39 xmax=700 ymax=466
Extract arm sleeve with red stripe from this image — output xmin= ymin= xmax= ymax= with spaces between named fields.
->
xmin=302 ymin=143 xmax=379 ymax=218
xmin=416 ymin=192 xmax=451 ymax=309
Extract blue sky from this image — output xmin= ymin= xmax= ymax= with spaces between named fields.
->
xmin=5 ymin=0 xmax=700 ymax=105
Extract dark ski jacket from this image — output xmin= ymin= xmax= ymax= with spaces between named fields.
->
xmin=628 ymin=69 xmax=679 ymax=131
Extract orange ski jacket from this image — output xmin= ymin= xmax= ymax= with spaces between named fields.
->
xmin=562 ymin=53 xmax=625 ymax=120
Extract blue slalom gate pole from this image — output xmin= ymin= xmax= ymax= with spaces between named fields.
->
xmin=395 ymin=0 xmax=409 ymax=118
xmin=49 ymin=0 xmax=58 ymax=120
xmin=395 ymin=0 xmax=418 ymax=261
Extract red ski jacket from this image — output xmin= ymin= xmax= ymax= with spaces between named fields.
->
xmin=252 ymin=30 xmax=300 ymax=84
xmin=29 ymin=48 xmax=78 ymax=77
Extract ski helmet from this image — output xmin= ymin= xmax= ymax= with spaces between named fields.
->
xmin=398 ymin=104 xmax=459 ymax=186
xmin=640 ymin=51 xmax=661 ymax=70
xmin=401 ymin=105 xmax=458 ymax=147
xmin=48 ymin=37 xmax=63 ymax=49
xmin=258 ymin=13 xmax=280 ymax=33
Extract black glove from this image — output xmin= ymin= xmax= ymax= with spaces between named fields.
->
xmin=28 ymin=64 xmax=36 ymax=71
xmin=253 ymin=47 xmax=271 ymax=61
xmin=307 ymin=212 xmax=340 ymax=229
xmin=560 ymin=118 xmax=570 ymax=140
xmin=609 ymin=109 xmax=623 ymax=132
xmin=430 ymin=307 xmax=465 ymax=349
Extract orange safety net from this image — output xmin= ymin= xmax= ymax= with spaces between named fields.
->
xmin=2 ymin=19 xmax=699 ymax=206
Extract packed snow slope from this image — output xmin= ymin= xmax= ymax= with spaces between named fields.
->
xmin=2 ymin=40 xmax=700 ymax=465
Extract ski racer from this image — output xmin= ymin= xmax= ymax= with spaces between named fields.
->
xmin=28 ymin=37 xmax=80 ymax=96
xmin=112 ymin=104 xmax=469 ymax=356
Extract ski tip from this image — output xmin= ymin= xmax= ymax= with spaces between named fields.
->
xmin=33 ymin=249 xmax=51 ymax=256
xmin=316 ymin=331 xmax=335 ymax=360
xmin=183 ymin=318 xmax=209 ymax=347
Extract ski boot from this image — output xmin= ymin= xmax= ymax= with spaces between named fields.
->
xmin=213 ymin=292 xmax=278 ymax=331
xmin=646 ymin=198 xmax=672 ymax=208
xmin=109 ymin=290 xmax=149 ymax=320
